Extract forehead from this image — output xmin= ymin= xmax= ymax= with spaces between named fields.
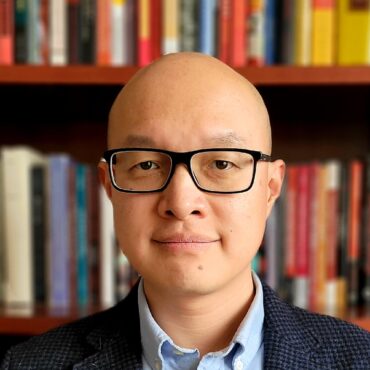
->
xmin=108 ymin=60 xmax=269 ymax=151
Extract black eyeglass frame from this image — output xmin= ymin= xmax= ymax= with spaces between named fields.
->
xmin=102 ymin=148 xmax=272 ymax=194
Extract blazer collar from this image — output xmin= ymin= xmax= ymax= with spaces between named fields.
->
xmin=74 ymin=283 xmax=142 ymax=369
xmin=74 ymin=279 xmax=329 ymax=369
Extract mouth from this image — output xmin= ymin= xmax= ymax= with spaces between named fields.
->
xmin=152 ymin=233 xmax=219 ymax=251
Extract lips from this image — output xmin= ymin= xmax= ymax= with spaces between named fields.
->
xmin=152 ymin=233 xmax=219 ymax=250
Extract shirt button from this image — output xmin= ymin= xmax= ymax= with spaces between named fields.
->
xmin=154 ymin=359 xmax=161 ymax=370
xmin=235 ymin=358 xmax=244 ymax=370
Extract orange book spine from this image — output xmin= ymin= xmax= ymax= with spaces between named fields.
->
xmin=96 ymin=0 xmax=111 ymax=65
xmin=229 ymin=0 xmax=247 ymax=67
xmin=0 ymin=0 xmax=14 ymax=65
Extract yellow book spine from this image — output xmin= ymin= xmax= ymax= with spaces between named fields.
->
xmin=312 ymin=0 xmax=335 ymax=65
xmin=337 ymin=0 xmax=370 ymax=65
xmin=294 ymin=0 xmax=312 ymax=65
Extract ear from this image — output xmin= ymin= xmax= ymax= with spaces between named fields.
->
xmin=98 ymin=160 xmax=113 ymax=200
xmin=266 ymin=159 xmax=285 ymax=218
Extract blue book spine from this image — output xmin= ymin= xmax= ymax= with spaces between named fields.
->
xmin=265 ymin=0 xmax=277 ymax=65
xmin=49 ymin=155 xmax=70 ymax=308
xmin=199 ymin=0 xmax=217 ymax=55
xmin=76 ymin=164 xmax=89 ymax=306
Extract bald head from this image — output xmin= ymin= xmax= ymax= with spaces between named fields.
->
xmin=108 ymin=52 xmax=271 ymax=153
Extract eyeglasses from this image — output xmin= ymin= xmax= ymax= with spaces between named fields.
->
xmin=102 ymin=148 xmax=272 ymax=194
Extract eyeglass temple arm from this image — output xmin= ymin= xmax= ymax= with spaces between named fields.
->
xmin=260 ymin=153 xmax=272 ymax=162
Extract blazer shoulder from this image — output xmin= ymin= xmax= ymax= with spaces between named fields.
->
xmin=1 ymin=285 xmax=141 ymax=369
xmin=262 ymin=281 xmax=370 ymax=368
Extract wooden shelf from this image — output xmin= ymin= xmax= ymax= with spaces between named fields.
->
xmin=0 ymin=65 xmax=369 ymax=86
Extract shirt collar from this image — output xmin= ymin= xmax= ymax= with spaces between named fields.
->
xmin=138 ymin=271 xmax=264 ymax=370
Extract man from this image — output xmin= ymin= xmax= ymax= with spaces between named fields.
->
xmin=1 ymin=52 xmax=369 ymax=369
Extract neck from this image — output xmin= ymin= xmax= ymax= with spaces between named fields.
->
xmin=143 ymin=270 xmax=255 ymax=357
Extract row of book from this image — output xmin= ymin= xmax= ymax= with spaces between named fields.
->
xmin=0 ymin=145 xmax=137 ymax=311
xmin=256 ymin=157 xmax=370 ymax=318
xmin=0 ymin=146 xmax=369 ymax=318
xmin=0 ymin=0 xmax=369 ymax=67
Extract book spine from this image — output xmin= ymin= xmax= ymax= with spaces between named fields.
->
xmin=180 ymin=0 xmax=197 ymax=52
xmin=79 ymin=0 xmax=96 ymax=64
xmin=293 ymin=0 xmax=312 ymax=66
xmin=249 ymin=0 xmax=266 ymax=66
xmin=31 ymin=165 xmax=47 ymax=305
xmin=229 ymin=0 xmax=246 ymax=67
xmin=218 ymin=0 xmax=231 ymax=63
xmin=138 ymin=0 xmax=151 ymax=66
xmin=111 ymin=0 xmax=124 ymax=65
xmin=337 ymin=0 xmax=370 ymax=65
xmin=162 ymin=0 xmax=180 ymax=54
xmin=96 ymin=0 xmax=111 ymax=65
xmin=311 ymin=0 xmax=335 ymax=65
xmin=199 ymin=0 xmax=217 ymax=56
xmin=0 ymin=0 xmax=14 ymax=65
xmin=14 ymin=0 xmax=27 ymax=63
xmin=48 ymin=155 xmax=71 ymax=308
xmin=325 ymin=160 xmax=341 ymax=316
xmin=347 ymin=159 xmax=364 ymax=312
xmin=76 ymin=164 xmax=89 ymax=307
xmin=67 ymin=0 xmax=80 ymax=64
xmin=49 ymin=0 xmax=67 ymax=65
xmin=264 ymin=0 xmax=278 ymax=65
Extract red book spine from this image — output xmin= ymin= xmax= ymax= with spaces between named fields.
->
xmin=138 ymin=0 xmax=151 ymax=66
xmin=296 ymin=165 xmax=310 ymax=278
xmin=0 ymin=0 xmax=14 ymax=65
xmin=219 ymin=0 xmax=231 ymax=63
xmin=229 ymin=0 xmax=247 ymax=67
xmin=150 ymin=0 xmax=161 ymax=60
xmin=96 ymin=0 xmax=111 ymax=65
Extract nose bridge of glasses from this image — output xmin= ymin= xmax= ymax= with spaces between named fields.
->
xmin=166 ymin=151 xmax=197 ymax=186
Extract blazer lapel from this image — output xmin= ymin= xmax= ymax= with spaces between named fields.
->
xmin=262 ymin=282 xmax=327 ymax=370
xmin=74 ymin=283 xmax=143 ymax=369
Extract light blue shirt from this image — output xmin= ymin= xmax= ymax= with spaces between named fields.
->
xmin=138 ymin=271 xmax=264 ymax=370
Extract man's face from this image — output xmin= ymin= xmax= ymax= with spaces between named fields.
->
xmin=101 ymin=57 xmax=283 ymax=297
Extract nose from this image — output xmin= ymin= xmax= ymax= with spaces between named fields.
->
xmin=157 ymin=164 xmax=207 ymax=221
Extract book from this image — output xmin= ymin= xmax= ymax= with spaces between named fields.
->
xmin=249 ymin=0 xmax=266 ymax=66
xmin=325 ymin=160 xmax=341 ymax=316
xmin=111 ymin=0 xmax=124 ymax=65
xmin=31 ymin=164 xmax=48 ymax=305
xmin=138 ymin=0 xmax=151 ymax=66
xmin=79 ymin=0 xmax=96 ymax=64
xmin=48 ymin=154 xmax=72 ymax=308
xmin=198 ymin=0 xmax=218 ymax=56
xmin=99 ymin=185 xmax=116 ymax=308
xmin=337 ymin=0 xmax=370 ymax=65
xmin=229 ymin=0 xmax=247 ymax=67
xmin=311 ymin=0 xmax=335 ymax=65
xmin=14 ymin=0 xmax=28 ymax=63
xmin=96 ymin=0 xmax=111 ymax=65
xmin=49 ymin=0 xmax=67 ymax=65
xmin=162 ymin=0 xmax=180 ymax=54
xmin=218 ymin=0 xmax=231 ymax=63
xmin=347 ymin=159 xmax=364 ymax=312
xmin=180 ymin=0 xmax=198 ymax=52
xmin=2 ymin=146 xmax=45 ymax=307
xmin=280 ymin=0 xmax=295 ymax=64
xmin=0 ymin=0 xmax=14 ymax=65
xmin=293 ymin=0 xmax=312 ymax=65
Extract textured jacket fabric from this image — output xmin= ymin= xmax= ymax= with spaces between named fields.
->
xmin=1 ymin=281 xmax=369 ymax=370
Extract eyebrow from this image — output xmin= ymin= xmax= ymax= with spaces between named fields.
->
xmin=121 ymin=132 xmax=246 ymax=148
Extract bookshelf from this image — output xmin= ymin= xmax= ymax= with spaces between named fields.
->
xmin=0 ymin=65 xmax=369 ymax=344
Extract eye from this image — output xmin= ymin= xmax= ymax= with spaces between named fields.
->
xmin=214 ymin=160 xmax=233 ymax=170
xmin=137 ymin=161 xmax=158 ymax=170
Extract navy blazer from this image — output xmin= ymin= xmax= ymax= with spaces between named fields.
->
xmin=1 ymin=281 xmax=369 ymax=369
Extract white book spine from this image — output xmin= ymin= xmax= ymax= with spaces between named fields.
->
xmin=111 ymin=0 xmax=124 ymax=66
xmin=50 ymin=0 xmax=67 ymax=65
xmin=2 ymin=147 xmax=44 ymax=307
xmin=99 ymin=186 xmax=116 ymax=308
